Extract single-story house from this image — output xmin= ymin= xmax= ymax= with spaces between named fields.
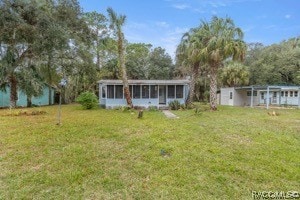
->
xmin=0 ymin=85 xmax=55 ymax=108
xmin=98 ymin=79 xmax=190 ymax=109
xmin=220 ymin=85 xmax=300 ymax=108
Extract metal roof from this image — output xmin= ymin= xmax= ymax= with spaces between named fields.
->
xmin=234 ymin=85 xmax=300 ymax=90
xmin=98 ymin=79 xmax=190 ymax=85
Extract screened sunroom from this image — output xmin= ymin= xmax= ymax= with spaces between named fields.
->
xmin=98 ymin=80 xmax=190 ymax=108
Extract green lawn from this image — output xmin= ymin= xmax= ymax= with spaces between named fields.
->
xmin=0 ymin=105 xmax=299 ymax=199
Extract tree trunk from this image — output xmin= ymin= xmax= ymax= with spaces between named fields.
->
xmin=47 ymin=54 xmax=53 ymax=105
xmin=96 ymin=34 xmax=101 ymax=70
xmin=27 ymin=96 xmax=32 ymax=107
xmin=186 ymin=62 xmax=199 ymax=105
xmin=9 ymin=74 xmax=18 ymax=108
xmin=49 ymin=88 xmax=52 ymax=105
xmin=118 ymin=32 xmax=132 ymax=107
xmin=209 ymin=64 xmax=218 ymax=111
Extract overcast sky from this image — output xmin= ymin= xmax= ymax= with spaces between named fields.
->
xmin=79 ymin=0 xmax=300 ymax=59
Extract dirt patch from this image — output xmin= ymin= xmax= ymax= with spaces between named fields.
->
xmin=2 ymin=109 xmax=47 ymax=116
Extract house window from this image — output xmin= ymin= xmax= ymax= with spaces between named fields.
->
xmin=115 ymin=85 xmax=123 ymax=99
xmin=167 ymin=85 xmax=175 ymax=98
xmin=133 ymin=85 xmax=141 ymax=99
xmin=150 ymin=85 xmax=158 ymax=98
xmin=229 ymin=92 xmax=233 ymax=100
xmin=107 ymin=85 xmax=114 ymax=99
xmin=176 ymin=85 xmax=184 ymax=98
xmin=102 ymin=86 xmax=106 ymax=98
xmin=295 ymin=91 xmax=298 ymax=97
xmin=247 ymin=91 xmax=257 ymax=96
xmin=273 ymin=92 xmax=277 ymax=98
xmin=285 ymin=91 xmax=288 ymax=97
xmin=261 ymin=92 xmax=264 ymax=100
xmin=290 ymin=91 xmax=293 ymax=97
xmin=281 ymin=91 xmax=284 ymax=97
xmin=142 ymin=85 xmax=149 ymax=99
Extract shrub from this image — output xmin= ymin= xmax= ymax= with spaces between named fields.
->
xmin=76 ymin=91 xmax=98 ymax=109
xmin=114 ymin=106 xmax=131 ymax=111
xmin=121 ymin=106 xmax=131 ymax=112
xmin=186 ymin=103 xmax=195 ymax=109
xmin=194 ymin=107 xmax=202 ymax=115
xmin=148 ymin=105 xmax=158 ymax=111
xmin=168 ymin=100 xmax=181 ymax=110
xmin=180 ymin=103 xmax=186 ymax=110
xmin=203 ymin=91 xmax=210 ymax=103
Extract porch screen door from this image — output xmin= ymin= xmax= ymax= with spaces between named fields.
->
xmin=159 ymin=85 xmax=166 ymax=104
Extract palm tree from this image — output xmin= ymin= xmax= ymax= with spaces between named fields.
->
xmin=176 ymin=28 xmax=201 ymax=105
xmin=197 ymin=17 xmax=246 ymax=110
xmin=220 ymin=62 xmax=249 ymax=87
xmin=107 ymin=7 xmax=132 ymax=107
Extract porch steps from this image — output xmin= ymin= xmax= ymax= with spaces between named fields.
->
xmin=159 ymin=106 xmax=169 ymax=110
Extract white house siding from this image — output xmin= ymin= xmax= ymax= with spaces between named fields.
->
xmin=245 ymin=95 xmax=259 ymax=106
xmin=220 ymin=86 xmax=300 ymax=108
xmin=233 ymin=90 xmax=248 ymax=106
xmin=254 ymin=96 xmax=260 ymax=105
xmin=280 ymin=92 xmax=300 ymax=105
xmin=220 ymin=88 xmax=234 ymax=106
xmin=259 ymin=90 xmax=299 ymax=106
xmin=281 ymin=97 xmax=299 ymax=105
xmin=258 ymin=91 xmax=276 ymax=105
xmin=221 ymin=87 xmax=258 ymax=106
xmin=216 ymin=93 xmax=221 ymax=105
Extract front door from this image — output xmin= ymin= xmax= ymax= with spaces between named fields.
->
xmin=159 ymin=85 xmax=166 ymax=104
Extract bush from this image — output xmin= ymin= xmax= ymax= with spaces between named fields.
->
xmin=168 ymin=100 xmax=181 ymax=110
xmin=114 ymin=106 xmax=131 ymax=112
xmin=148 ymin=105 xmax=158 ymax=111
xmin=76 ymin=91 xmax=98 ymax=109
xmin=203 ymin=91 xmax=210 ymax=103
xmin=186 ymin=103 xmax=195 ymax=109
xmin=180 ymin=103 xmax=186 ymax=110
xmin=194 ymin=107 xmax=202 ymax=115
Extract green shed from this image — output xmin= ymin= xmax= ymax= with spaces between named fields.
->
xmin=0 ymin=85 xmax=55 ymax=108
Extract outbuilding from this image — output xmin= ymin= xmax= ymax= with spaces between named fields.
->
xmin=220 ymin=85 xmax=300 ymax=109
xmin=0 ymin=85 xmax=55 ymax=108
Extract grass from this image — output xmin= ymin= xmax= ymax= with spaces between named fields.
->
xmin=0 ymin=104 xmax=299 ymax=199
